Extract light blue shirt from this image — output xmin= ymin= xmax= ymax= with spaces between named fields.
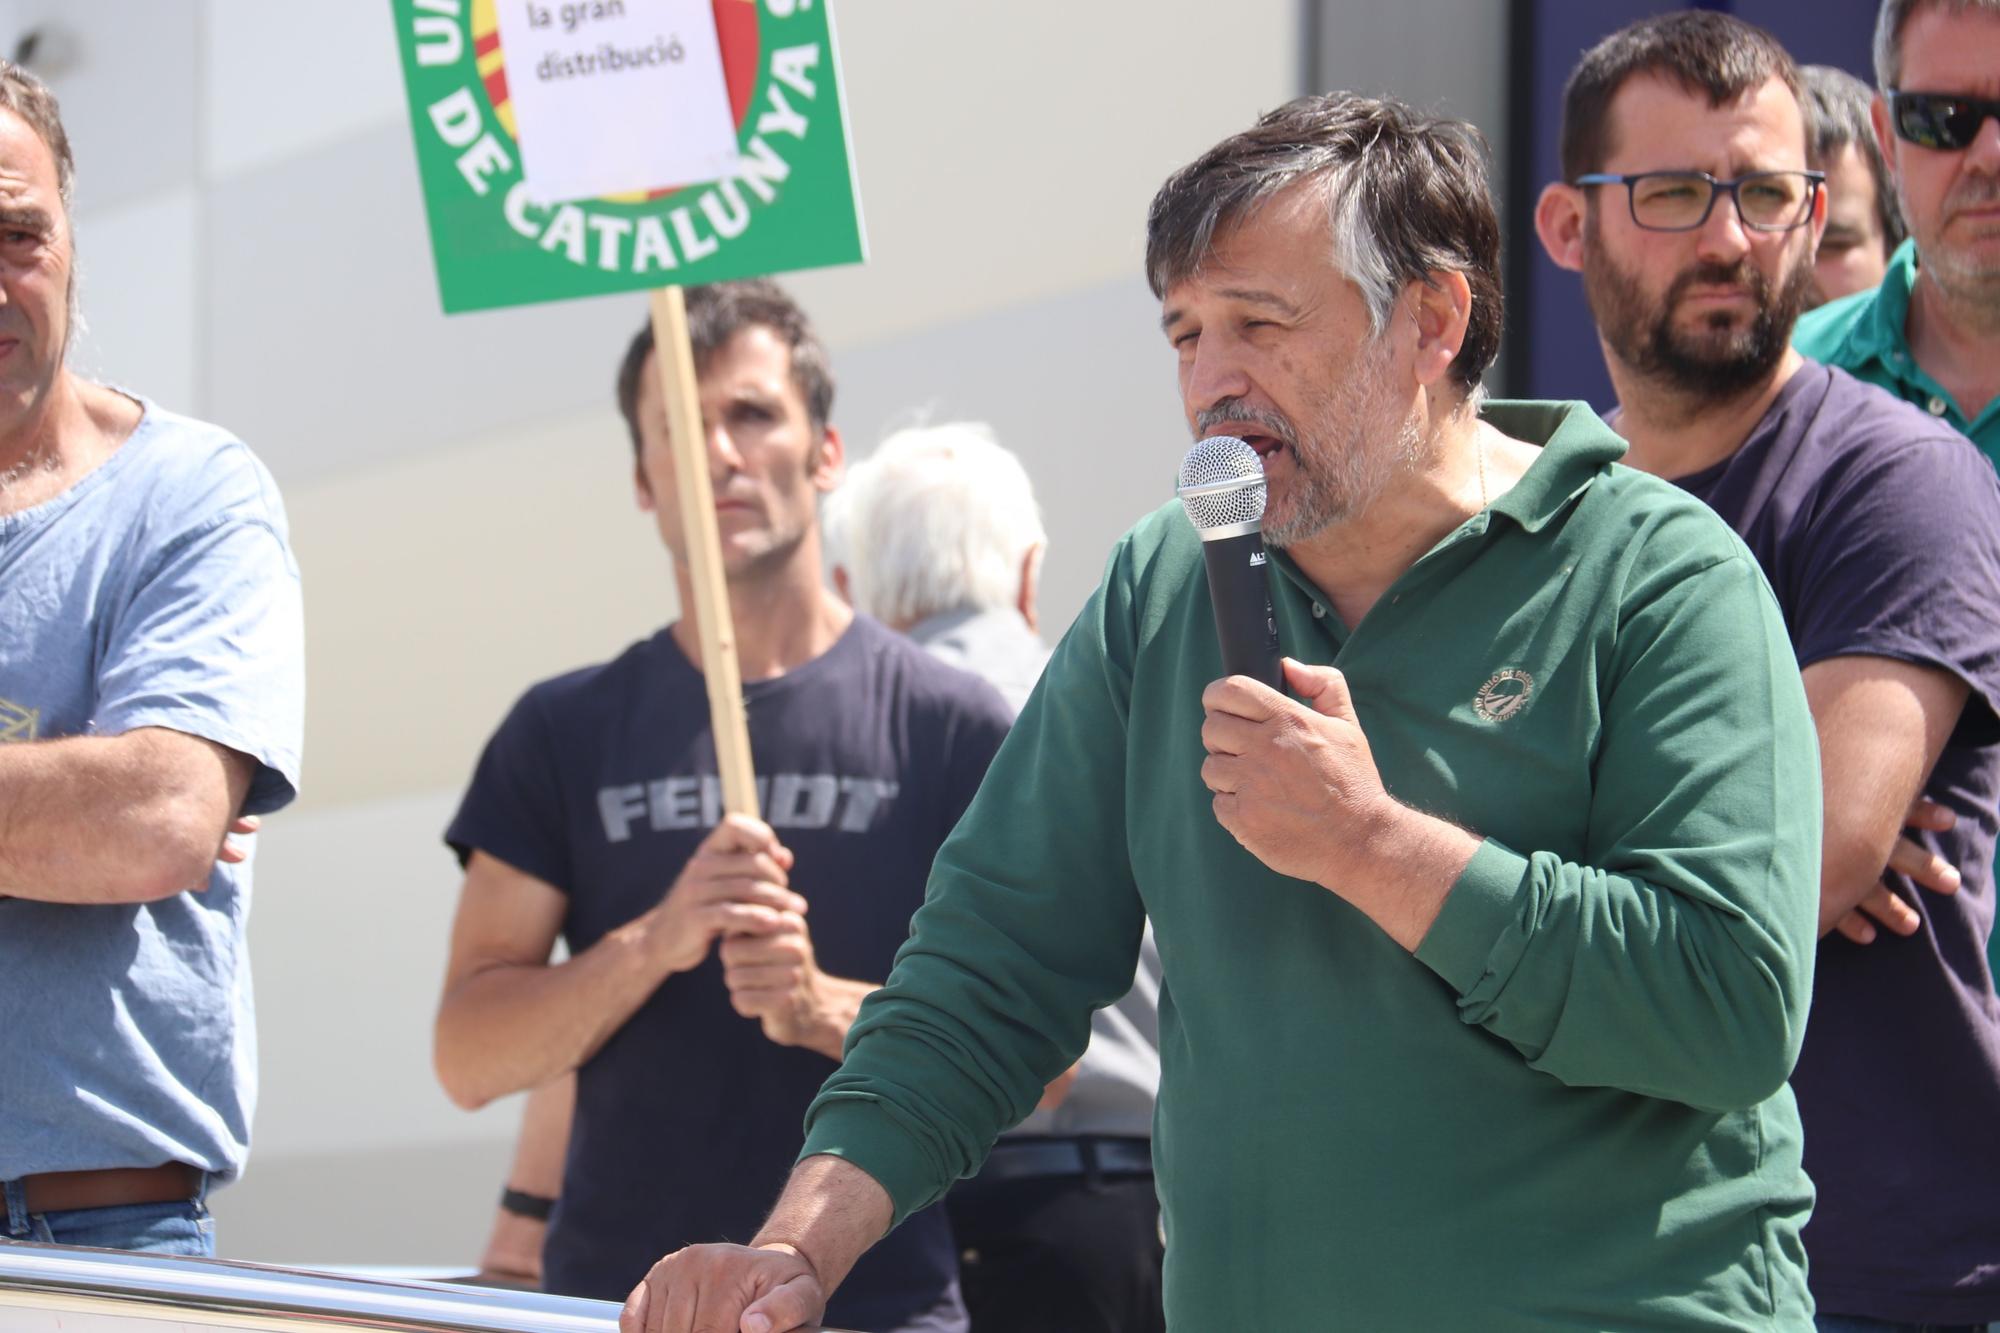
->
xmin=0 ymin=399 xmax=304 ymax=1184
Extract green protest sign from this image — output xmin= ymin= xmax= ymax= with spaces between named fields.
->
xmin=391 ymin=0 xmax=866 ymax=314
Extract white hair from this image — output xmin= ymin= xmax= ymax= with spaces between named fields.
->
xmin=825 ymin=421 xmax=1047 ymax=628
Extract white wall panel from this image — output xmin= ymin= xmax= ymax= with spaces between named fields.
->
xmin=70 ymin=187 xmax=201 ymax=413
xmin=203 ymin=0 xmax=408 ymax=183
xmin=18 ymin=0 xmax=198 ymax=216
xmin=239 ymin=788 xmax=518 ymax=1159
xmin=201 ymin=125 xmax=647 ymax=488
xmin=790 ymin=0 xmax=1299 ymax=341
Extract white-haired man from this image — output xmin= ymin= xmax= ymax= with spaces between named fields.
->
xmin=827 ymin=423 xmax=1165 ymax=1333
xmin=827 ymin=422 xmax=1049 ymax=710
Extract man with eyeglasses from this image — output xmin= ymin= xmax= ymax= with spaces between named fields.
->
xmin=1538 ymin=12 xmax=2000 ymax=1331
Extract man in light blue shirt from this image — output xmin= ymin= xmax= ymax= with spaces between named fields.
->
xmin=0 ymin=60 xmax=303 ymax=1256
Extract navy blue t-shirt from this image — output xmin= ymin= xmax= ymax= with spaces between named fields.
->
xmin=1675 ymin=362 xmax=2000 ymax=1324
xmin=447 ymin=614 xmax=1012 ymax=1329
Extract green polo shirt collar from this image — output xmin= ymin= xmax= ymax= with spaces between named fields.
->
xmin=1480 ymin=400 xmax=1629 ymax=531
xmin=1816 ymin=239 xmax=2000 ymax=444
xmin=1835 ymin=237 xmax=1920 ymax=373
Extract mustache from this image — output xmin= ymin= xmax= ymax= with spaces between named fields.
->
xmin=1945 ymin=176 xmax=2000 ymax=214
xmin=1195 ymin=399 xmax=1299 ymax=446
xmin=1666 ymin=259 xmax=1769 ymax=307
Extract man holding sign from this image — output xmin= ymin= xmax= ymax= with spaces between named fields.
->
xmin=434 ymin=280 xmax=1009 ymax=1333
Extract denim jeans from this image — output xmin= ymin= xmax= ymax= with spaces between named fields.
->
xmin=1816 ymin=1314 xmax=1999 ymax=1333
xmin=2 ymin=1174 xmax=213 ymax=1256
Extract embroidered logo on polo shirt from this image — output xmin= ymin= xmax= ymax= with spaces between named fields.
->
xmin=0 ymin=696 xmax=37 ymax=743
xmin=1473 ymin=669 xmax=1534 ymax=722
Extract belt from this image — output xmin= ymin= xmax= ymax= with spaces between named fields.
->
xmin=974 ymin=1136 xmax=1153 ymax=1184
xmin=14 ymin=1163 xmax=201 ymax=1214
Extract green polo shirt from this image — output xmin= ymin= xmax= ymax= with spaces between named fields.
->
xmin=806 ymin=401 xmax=1821 ymax=1330
xmin=1795 ymin=239 xmax=2000 ymax=467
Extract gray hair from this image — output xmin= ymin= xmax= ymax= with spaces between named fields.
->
xmin=1874 ymin=0 xmax=2000 ymax=88
xmin=1144 ymin=92 xmax=1502 ymax=393
xmin=1801 ymin=64 xmax=1906 ymax=249
xmin=0 ymin=59 xmax=71 ymax=208
xmin=825 ymin=422 xmax=1047 ymax=629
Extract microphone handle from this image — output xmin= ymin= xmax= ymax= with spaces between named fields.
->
xmin=1200 ymin=528 xmax=1283 ymax=689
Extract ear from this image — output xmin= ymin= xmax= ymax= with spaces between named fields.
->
xmin=1535 ymin=182 xmax=1588 ymax=274
xmin=1870 ymin=92 xmax=1899 ymax=175
xmin=1408 ymin=269 xmax=1472 ymax=392
xmin=811 ymin=423 xmax=846 ymax=492
xmin=831 ymin=564 xmax=853 ymax=606
xmin=634 ymin=456 xmax=656 ymax=513
xmin=1807 ymin=167 xmax=1830 ymax=248
xmin=1017 ymin=543 xmax=1043 ymax=634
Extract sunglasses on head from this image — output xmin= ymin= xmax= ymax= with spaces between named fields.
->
xmin=1888 ymin=89 xmax=2000 ymax=151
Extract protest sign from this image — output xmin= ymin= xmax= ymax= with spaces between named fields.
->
xmin=392 ymin=0 xmax=865 ymax=314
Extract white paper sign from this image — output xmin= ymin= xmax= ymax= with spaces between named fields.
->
xmin=493 ymin=0 xmax=740 ymax=204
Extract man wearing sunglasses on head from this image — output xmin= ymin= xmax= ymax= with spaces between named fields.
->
xmin=1539 ymin=12 xmax=2000 ymax=1331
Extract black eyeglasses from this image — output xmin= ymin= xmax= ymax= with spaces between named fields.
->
xmin=1572 ymin=170 xmax=1824 ymax=233
xmin=1888 ymin=90 xmax=2000 ymax=151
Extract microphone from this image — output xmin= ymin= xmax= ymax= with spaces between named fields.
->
xmin=1177 ymin=435 xmax=1282 ymax=689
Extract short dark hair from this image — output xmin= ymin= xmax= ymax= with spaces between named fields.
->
xmin=0 ymin=59 xmax=72 ymax=208
xmin=1801 ymin=64 xmax=1906 ymax=251
xmin=1559 ymin=11 xmax=1804 ymax=180
xmin=1874 ymin=0 xmax=2000 ymax=89
xmin=1145 ymin=92 xmax=1503 ymax=393
xmin=614 ymin=278 xmax=835 ymax=455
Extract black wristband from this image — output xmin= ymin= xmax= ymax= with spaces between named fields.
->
xmin=499 ymin=1186 xmax=556 ymax=1220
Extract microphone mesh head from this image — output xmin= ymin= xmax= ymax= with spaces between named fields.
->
xmin=1177 ymin=435 xmax=1267 ymax=532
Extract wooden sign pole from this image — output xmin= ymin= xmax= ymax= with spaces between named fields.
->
xmin=649 ymin=285 xmax=759 ymax=818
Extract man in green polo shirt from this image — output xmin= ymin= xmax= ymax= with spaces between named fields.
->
xmin=618 ymin=93 xmax=1822 ymax=1333
xmin=1793 ymin=0 xmax=1999 ymax=463
xmin=1794 ymin=0 xmax=2000 ymax=985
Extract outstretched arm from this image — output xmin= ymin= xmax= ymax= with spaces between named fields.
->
xmin=621 ymin=1155 xmax=892 ymax=1333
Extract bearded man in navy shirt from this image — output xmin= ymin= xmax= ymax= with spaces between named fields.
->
xmin=434 ymin=280 xmax=1011 ymax=1333
xmin=1537 ymin=14 xmax=2000 ymax=1329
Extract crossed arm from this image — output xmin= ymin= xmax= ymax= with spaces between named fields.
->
xmin=1804 ymin=655 xmax=1969 ymax=941
xmin=0 ymin=728 xmax=254 ymax=903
